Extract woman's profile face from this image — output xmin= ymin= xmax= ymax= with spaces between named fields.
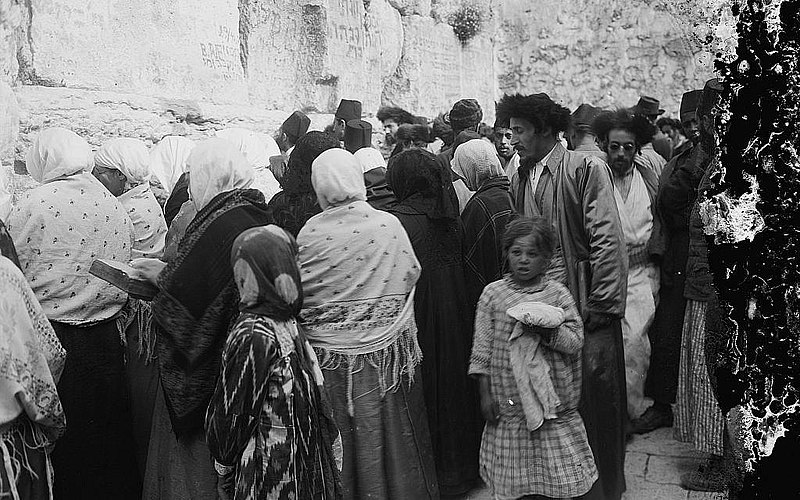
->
xmin=92 ymin=165 xmax=127 ymax=196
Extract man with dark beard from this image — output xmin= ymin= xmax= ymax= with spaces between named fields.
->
xmin=498 ymin=92 xmax=628 ymax=500
xmin=592 ymin=109 xmax=663 ymax=424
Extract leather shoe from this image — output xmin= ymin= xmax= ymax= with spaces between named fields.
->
xmin=630 ymin=405 xmax=673 ymax=434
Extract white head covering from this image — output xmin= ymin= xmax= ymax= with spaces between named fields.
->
xmin=187 ymin=138 xmax=255 ymax=211
xmin=451 ymin=138 xmax=505 ymax=191
xmin=311 ymin=149 xmax=367 ymax=210
xmin=149 ymin=136 xmax=195 ymax=192
xmin=26 ymin=128 xmax=94 ymax=184
xmin=94 ymin=138 xmax=151 ymax=186
xmin=353 ymin=147 xmax=386 ymax=173
xmin=216 ymin=128 xmax=281 ymax=171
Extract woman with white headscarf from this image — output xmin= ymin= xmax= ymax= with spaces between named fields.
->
xmin=6 ymin=127 xmax=140 ymax=499
xmin=94 ymin=138 xmax=168 ymax=259
xmin=216 ymin=127 xmax=282 ymax=204
xmin=130 ymin=138 xmax=272 ymax=500
xmin=297 ymin=148 xmax=439 ymax=500
xmin=453 ymin=138 xmax=516 ymax=312
xmin=150 ymin=136 xmax=195 ymax=226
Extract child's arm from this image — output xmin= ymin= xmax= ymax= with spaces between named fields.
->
xmin=469 ymin=286 xmax=499 ymax=423
xmin=538 ymin=283 xmax=584 ymax=355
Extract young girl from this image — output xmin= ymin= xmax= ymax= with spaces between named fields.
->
xmin=469 ymin=217 xmax=598 ymax=500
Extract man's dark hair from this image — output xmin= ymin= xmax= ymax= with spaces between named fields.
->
xmin=377 ymin=106 xmax=416 ymax=126
xmin=431 ymin=113 xmax=454 ymax=147
xmin=592 ymin=108 xmax=656 ymax=146
xmin=495 ymin=93 xmax=571 ymax=137
xmin=656 ymin=117 xmax=683 ymax=133
xmin=390 ymin=124 xmax=431 ymax=157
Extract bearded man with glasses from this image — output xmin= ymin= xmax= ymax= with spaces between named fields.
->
xmin=592 ymin=109 xmax=664 ymax=434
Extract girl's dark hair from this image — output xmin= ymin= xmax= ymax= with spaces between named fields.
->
xmin=502 ymin=216 xmax=557 ymax=260
xmin=281 ymin=131 xmax=341 ymax=193
xmin=390 ymin=124 xmax=432 ymax=157
xmin=495 ymin=93 xmax=571 ymax=137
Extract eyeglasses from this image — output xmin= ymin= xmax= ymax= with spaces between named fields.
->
xmin=608 ymin=142 xmax=636 ymax=152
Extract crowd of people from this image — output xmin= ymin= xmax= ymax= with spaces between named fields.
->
xmin=0 ymin=77 xmax=739 ymax=500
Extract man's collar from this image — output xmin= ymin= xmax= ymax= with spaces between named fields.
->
xmin=537 ymin=142 xmax=559 ymax=169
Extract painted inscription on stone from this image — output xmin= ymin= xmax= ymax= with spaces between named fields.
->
xmin=200 ymin=24 xmax=241 ymax=80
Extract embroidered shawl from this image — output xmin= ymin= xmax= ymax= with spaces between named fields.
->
xmin=152 ymin=188 xmax=271 ymax=436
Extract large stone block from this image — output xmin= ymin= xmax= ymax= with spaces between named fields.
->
xmin=13 ymin=85 xmax=333 ymax=159
xmin=494 ymin=0 xmax=717 ymax=115
xmin=382 ymin=15 xmax=496 ymax=122
xmin=0 ymin=81 xmax=20 ymax=163
xmin=0 ymin=0 xmax=22 ymax=81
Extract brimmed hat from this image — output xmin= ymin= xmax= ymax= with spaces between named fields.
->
xmin=679 ymin=90 xmax=703 ymax=123
xmin=632 ymin=96 xmax=665 ymax=116
xmin=444 ymin=99 xmax=483 ymax=131
xmin=335 ymin=99 xmax=362 ymax=122
xmin=571 ymin=103 xmax=604 ymax=130
xmin=281 ymin=111 xmax=311 ymax=142
xmin=343 ymin=119 xmax=372 ymax=154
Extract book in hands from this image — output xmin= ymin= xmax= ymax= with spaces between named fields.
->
xmin=89 ymin=259 xmax=158 ymax=301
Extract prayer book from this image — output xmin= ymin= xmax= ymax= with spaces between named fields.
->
xmin=89 ymin=259 xmax=158 ymax=301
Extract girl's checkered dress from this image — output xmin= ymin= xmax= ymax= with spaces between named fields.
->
xmin=469 ymin=277 xmax=598 ymax=499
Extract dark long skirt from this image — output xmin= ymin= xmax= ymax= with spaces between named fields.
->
xmin=579 ymin=320 xmax=627 ymax=500
xmin=125 ymin=314 xmax=160 ymax=477
xmin=324 ymin=362 xmax=440 ymax=500
xmin=644 ymin=280 xmax=687 ymax=404
xmin=50 ymin=319 xmax=141 ymax=500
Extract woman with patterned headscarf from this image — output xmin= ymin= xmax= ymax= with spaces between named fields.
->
xmin=7 ymin=127 xmax=140 ymax=499
xmin=131 ymin=138 xmax=272 ymax=500
xmin=0 ymin=254 xmax=66 ymax=500
xmin=386 ymin=148 xmax=482 ymax=496
xmin=206 ymin=225 xmax=343 ymax=499
xmin=298 ymin=148 xmax=439 ymax=499
xmin=265 ymin=131 xmax=341 ymax=236
xmin=453 ymin=139 xmax=516 ymax=314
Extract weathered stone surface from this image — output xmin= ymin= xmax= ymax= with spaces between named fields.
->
xmin=20 ymin=0 xmax=247 ymax=101
xmin=628 ymin=428 xmax=706 ymax=458
xmin=625 ymin=451 xmax=649 ymax=478
xmin=0 ymin=0 xmax=22 ymax=81
xmin=646 ymin=454 xmax=704 ymax=485
xmin=622 ymin=475 xmax=690 ymax=500
xmin=494 ymin=0 xmax=719 ymax=115
xmin=13 ymin=85 xmax=334 ymax=158
xmin=387 ymin=0 xmax=431 ymax=17
xmin=382 ymin=15 xmax=496 ymax=122
xmin=0 ymin=82 xmax=19 ymax=164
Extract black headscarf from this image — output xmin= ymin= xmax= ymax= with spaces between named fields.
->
xmin=386 ymin=148 xmax=457 ymax=220
xmin=279 ymin=131 xmax=341 ymax=194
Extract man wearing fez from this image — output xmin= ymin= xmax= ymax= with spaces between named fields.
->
xmin=345 ymin=119 xmax=396 ymax=211
xmin=343 ymin=119 xmax=373 ymax=154
xmin=592 ymin=109 xmax=663 ymax=424
xmin=269 ymin=110 xmax=311 ymax=183
xmin=567 ymin=103 xmax=606 ymax=161
xmin=330 ymin=99 xmax=362 ymax=142
xmin=497 ymin=92 xmax=629 ymax=500
xmin=632 ymin=87 xmax=706 ymax=437
xmin=632 ymin=96 xmax=671 ymax=171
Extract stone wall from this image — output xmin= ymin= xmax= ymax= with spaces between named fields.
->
xmin=493 ymin=0 xmax=733 ymax=116
xmin=2 ymin=0 xmax=499 ymax=169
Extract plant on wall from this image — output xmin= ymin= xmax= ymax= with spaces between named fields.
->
xmin=447 ymin=2 xmax=485 ymax=45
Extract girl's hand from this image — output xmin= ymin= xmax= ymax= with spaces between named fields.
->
xmin=130 ymin=258 xmax=166 ymax=285
xmin=478 ymin=375 xmax=499 ymax=424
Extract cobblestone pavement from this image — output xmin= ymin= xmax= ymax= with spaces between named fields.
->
xmin=456 ymin=427 xmax=728 ymax=500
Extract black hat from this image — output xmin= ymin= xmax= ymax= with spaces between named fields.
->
xmin=632 ymin=96 xmax=665 ymax=116
xmin=679 ymin=90 xmax=702 ymax=123
xmin=335 ymin=99 xmax=362 ymax=122
xmin=343 ymin=119 xmax=372 ymax=154
xmin=571 ymin=103 xmax=603 ymax=130
xmin=281 ymin=111 xmax=311 ymax=142
xmin=445 ymin=99 xmax=483 ymax=132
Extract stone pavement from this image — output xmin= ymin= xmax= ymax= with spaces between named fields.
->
xmin=456 ymin=427 xmax=728 ymax=500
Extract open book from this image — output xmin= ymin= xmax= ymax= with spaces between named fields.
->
xmin=89 ymin=259 xmax=158 ymax=301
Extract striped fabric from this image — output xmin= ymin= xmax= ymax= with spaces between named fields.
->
xmin=469 ymin=277 xmax=598 ymax=499
xmin=674 ymin=299 xmax=725 ymax=456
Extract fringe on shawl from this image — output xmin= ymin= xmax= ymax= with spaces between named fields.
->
xmin=313 ymin=321 xmax=423 ymax=417
xmin=115 ymin=299 xmax=157 ymax=365
xmin=0 ymin=419 xmax=55 ymax=500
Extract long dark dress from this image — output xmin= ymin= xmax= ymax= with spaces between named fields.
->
xmin=163 ymin=173 xmax=189 ymax=227
xmin=389 ymin=203 xmax=483 ymax=496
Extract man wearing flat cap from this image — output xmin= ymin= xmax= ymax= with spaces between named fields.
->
xmin=631 ymin=96 xmax=669 ymax=176
xmin=330 ymin=99 xmax=362 ymax=142
xmin=567 ymin=103 xmax=607 ymax=161
xmin=435 ymin=99 xmax=485 ymax=214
